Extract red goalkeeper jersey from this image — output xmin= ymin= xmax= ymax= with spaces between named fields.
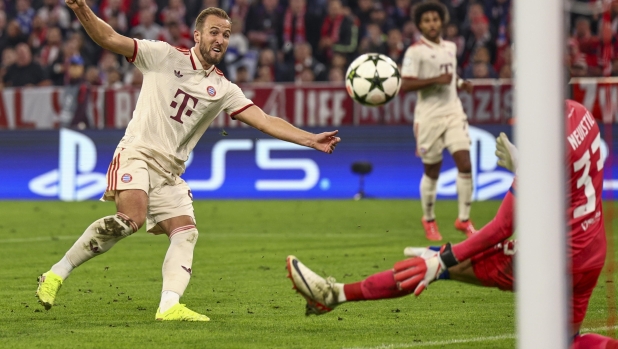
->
xmin=566 ymin=100 xmax=606 ymax=273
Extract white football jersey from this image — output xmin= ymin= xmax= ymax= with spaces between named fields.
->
xmin=119 ymin=39 xmax=253 ymax=175
xmin=401 ymin=36 xmax=464 ymax=121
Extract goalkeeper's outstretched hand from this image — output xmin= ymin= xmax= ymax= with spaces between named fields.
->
xmin=393 ymin=255 xmax=445 ymax=296
xmin=495 ymin=132 xmax=519 ymax=173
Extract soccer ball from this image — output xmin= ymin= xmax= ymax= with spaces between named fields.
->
xmin=345 ymin=53 xmax=401 ymax=107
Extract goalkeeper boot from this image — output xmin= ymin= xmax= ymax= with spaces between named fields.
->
xmin=421 ymin=218 xmax=442 ymax=241
xmin=286 ymin=255 xmax=339 ymax=316
xmin=454 ymin=218 xmax=476 ymax=238
xmin=36 ymin=271 xmax=63 ymax=310
xmin=155 ymin=303 xmax=210 ymax=321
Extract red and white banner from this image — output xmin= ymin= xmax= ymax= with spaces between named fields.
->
xmin=571 ymin=77 xmax=618 ymax=123
xmin=0 ymin=79 xmax=615 ymax=129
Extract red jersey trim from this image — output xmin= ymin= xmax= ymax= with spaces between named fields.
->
xmin=126 ymin=39 xmax=138 ymax=63
xmin=230 ymin=104 xmax=255 ymax=119
xmin=189 ymin=53 xmax=197 ymax=70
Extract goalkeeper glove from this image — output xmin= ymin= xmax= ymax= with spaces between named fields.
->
xmin=495 ymin=132 xmax=519 ymax=173
xmin=393 ymin=243 xmax=460 ymax=296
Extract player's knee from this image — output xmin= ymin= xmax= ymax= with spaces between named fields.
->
xmin=456 ymin=161 xmax=472 ymax=173
xmin=87 ymin=214 xmax=138 ymax=254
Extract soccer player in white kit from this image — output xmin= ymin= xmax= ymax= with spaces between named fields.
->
xmin=400 ymin=2 xmax=475 ymax=241
xmin=35 ymin=2 xmax=341 ymax=321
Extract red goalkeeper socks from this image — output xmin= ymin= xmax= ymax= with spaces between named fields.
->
xmin=343 ymin=270 xmax=411 ymax=301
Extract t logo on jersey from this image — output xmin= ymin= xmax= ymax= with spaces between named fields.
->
xmin=170 ymin=89 xmax=198 ymax=124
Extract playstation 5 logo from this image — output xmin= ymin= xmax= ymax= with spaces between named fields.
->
xmin=29 ymin=128 xmax=107 ymax=201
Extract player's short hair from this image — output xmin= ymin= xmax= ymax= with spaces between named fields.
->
xmin=194 ymin=7 xmax=231 ymax=32
xmin=413 ymin=1 xmax=449 ymax=28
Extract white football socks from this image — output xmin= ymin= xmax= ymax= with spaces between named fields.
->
xmin=420 ymin=174 xmax=438 ymax=221
xmin=50 ymin=256 xmax=74 ymax=280
xmin=335 ymin=283 xmax=347 ymax=303
xmin=160 ymin=226 xmax=199 ymax=312
xmin=58 ymin=213 xmax=137 ymax=279
xmin=159 ymin=290 xmax=181 ymax=313
xmin=456 ymin=173 xmax=473 ymax=220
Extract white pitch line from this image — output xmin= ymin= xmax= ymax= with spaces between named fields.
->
xmin=343 ymin=325 xmax=618 ymax=349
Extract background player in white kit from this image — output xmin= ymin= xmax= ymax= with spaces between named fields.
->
xmin=35 ymin=2 xmax=341 ymax=321
xmin=400 ymin=2 xmax=475 ymax=241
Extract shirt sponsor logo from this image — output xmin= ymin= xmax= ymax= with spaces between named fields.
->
xmin=121 ymin=173 xmax=132 ymax=183
xmin=207 ymin=86 xmax=216 ymax=97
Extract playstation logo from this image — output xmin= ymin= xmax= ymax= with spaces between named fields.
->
xmin=28 ymin=128 xmax=107 ymax=201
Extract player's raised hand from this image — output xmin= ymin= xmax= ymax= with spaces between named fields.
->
xmin=65 ymin=0 xmax=86 ymax=10
xmin=393 ymin=255 xmax=445 ymax=296
xmin=435 ymin=73 xmax=453 ymax=85
xmin=495 ymin=132 xmax=519 ymax=173
xmin=313 ymin=130 xmax=341 ymax=154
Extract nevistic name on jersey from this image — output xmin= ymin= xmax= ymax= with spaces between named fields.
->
xmin=345 ymin=53 xmax=401 ymax=107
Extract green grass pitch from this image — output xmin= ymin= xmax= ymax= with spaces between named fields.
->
xmin=0 ymin=200 xmax=616 ymax=348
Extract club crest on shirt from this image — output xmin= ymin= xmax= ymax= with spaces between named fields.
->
xmin=121 ymin=173 xmax=132 ymax=183
xmin=207 ymin=86 xmax=216 ymax=96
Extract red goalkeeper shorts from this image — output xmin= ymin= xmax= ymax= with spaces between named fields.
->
xmin=471 ymin=241 xmax=602 ymax=324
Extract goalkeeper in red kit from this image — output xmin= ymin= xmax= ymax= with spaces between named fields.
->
xmin=286 ymin=100 xmax=617 ymax=348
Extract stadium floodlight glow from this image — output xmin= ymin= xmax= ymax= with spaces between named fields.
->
xmin=514 ymin=0 xmax=568 ymax=347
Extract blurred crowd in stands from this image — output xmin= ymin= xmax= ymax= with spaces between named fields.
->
xmin=0 ymin=0 xmax=616 ymax=89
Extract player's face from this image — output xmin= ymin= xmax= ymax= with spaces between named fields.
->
xmin=418 ymin=11 xmax=442 ymax=41
xmin=196 ymin=15 xmax=231 ymax=66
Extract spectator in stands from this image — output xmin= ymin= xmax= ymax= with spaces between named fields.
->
xmin=493 ymin=44 xmax=512 ymax=76
xmin=597 ymin=20 xmax=617 ymax=76
xmin=255 ymin=47 xmax=288 ymax=81
xmin=101 ymin=0 xmax=129 ymax=35
xmin=3 ymin=20 xmax=28 ymax=52
xmin=281 ymin=0 xmax=323 ymax=62
xmin=158 ymin=19 xmax=192 ymax=49
xmin=85 ymin=65 xmax=102 ymax=86
xmin=499 ymin=63 xmax=512 ymax=79
xmin=229 ymin=0 xmax=251 ymax=25
xmin=131 ymin=10 xmax=162 ymax=41
xmin=353 ymin=0 xmax=373 ymax=37
xmin=28 ymin=15 xmax=46 ymax=54
xmin=330 ymin=52 xmax=347 ymax=70
xmin=226 ymin=19 xmax=249 ymax=65
xmin=461 ymin=1 xmax=484 ymax=37
xmin=46 ymin=35 xmax=76 ymax=86
xmin=462 ymin=15 xmax=496 ymax=68
xmin=104 ymin=68 xmax=124 ymax=89
xmin=235 ymin=65 xmax=250 ymax=83
xmin=401 ymin=20 xmax=420 ymax=47
xmin=445 ymin=23 xmax=465 ymax=60
xmin=0 ymin=46 xmax=15 ymax=82
xmin=328 ymin=66 xmax=344 ymax=82
xmin=15 ymin=0 xmax=35 ymax=35
xmin=37 ymin=0 xmax=70 ymax=30
xmin=68 ymin=31 xmax=98 ymax=67
xmin=484 ymin=0 xmax=510 ymax=39
xmin=369 ymin=2 xmax=395 ymax=34
xmin=359 ymin=23 xmax=387 ymax=55
xmin=386 ymin=28 xmax=404 ymax=65
xmin=572 ymin=17 xmax=598 ymax=55
xmin=160 ymin=0 xmax=186 ymax=25
xmin=612 ymin=59 xmax=618 ymax=77
xmin=255 ymin=65 xmax=274 ymax=82
xmin=59 ymin=55 xmax=90 ymax=129
xmin=3 ymin=42 xmax=50 ymax=87
xmin=463 ymin=46 xmax=498 ymax=79
xmin=388 ymin=0 xmax=411 ymax=30
xmin=291 ymin=42 xmax=327 ymax=82
xmin=38 ymin=26 xmax=61 ymax=67
xmin=129 ymin=0 xmax=158 ymax=28
xmin=298 ymin=67 xmax=315 ymax=83
xmin=245 ymin=0 xmax=284 ymax=51
xmin=319 ymin=0 xmax=359 ymax=61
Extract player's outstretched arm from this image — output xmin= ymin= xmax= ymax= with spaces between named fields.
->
xmin=65 ymin=0 xmax=134 ymax=59
xmin=234 ymin=106 xmax=341 ymax=154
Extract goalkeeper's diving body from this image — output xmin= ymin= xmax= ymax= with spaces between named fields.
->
xmin=287 ymin=100 xmax=617 ymax=348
